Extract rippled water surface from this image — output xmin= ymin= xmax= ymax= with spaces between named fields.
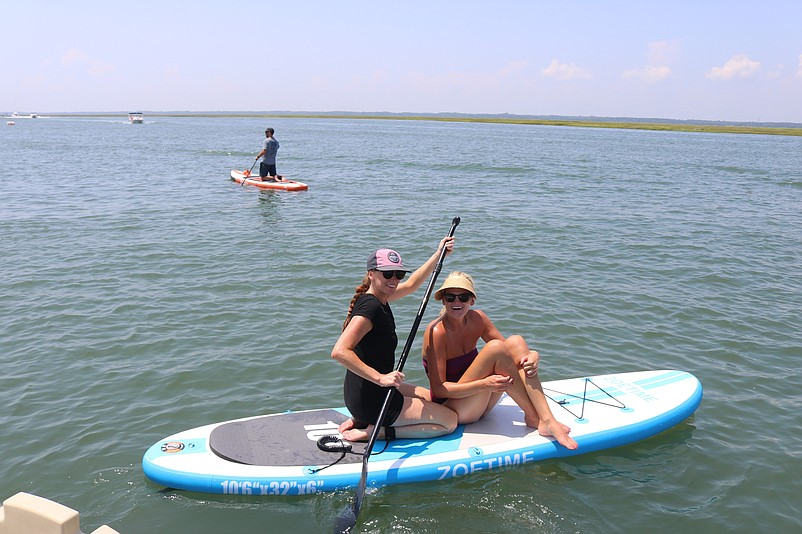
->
xmin=2 ymin=116 xmax=801 ymax=533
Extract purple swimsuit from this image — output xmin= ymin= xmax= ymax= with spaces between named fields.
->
xmin=423 ymin=347 xmax=479 ymax=403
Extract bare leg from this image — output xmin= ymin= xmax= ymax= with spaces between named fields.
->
xmin=340 ymin=384 xmax=435 ymax=437
xmin=481 ymin=391 xmax=505 ymax=419
xmin=342 ymin=423 xmax=452 ymax=442
xmin=451 ymin=339 xmax=543 ymax=426
xmin=506 ymin=336 xmax=578 ymax=449
xmin=342 ymin=397 xmax=457 ymax=442
xmin=397 ymin=381 xmax=432 ymax=401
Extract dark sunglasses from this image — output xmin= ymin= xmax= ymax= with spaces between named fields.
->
xmin=380 ymin=270 xmax=406 ymax=280
xmin=443 ymin=292 xmax=472 ymax=303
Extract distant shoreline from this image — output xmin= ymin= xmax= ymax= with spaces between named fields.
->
xmin=33 ymin=112 xmax=802 ymax=137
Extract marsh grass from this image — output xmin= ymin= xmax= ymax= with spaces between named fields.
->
xmin=55 ymin=112 xmax=802 ymax=137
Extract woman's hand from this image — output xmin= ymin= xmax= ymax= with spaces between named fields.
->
xmin=377 ymin=370 xmax=405 ymax=388
xmin=439 ymin=236 xmax=455 ymax=257
xmin=484 ymin=374 xmax=514 ymax=392
xmin=520 ymin=350 xmax=540 ymax=377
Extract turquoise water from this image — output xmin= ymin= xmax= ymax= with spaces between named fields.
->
xmin=1 ymin=116 xmax=800 ymax=533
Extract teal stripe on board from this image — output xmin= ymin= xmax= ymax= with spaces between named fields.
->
xmin=635 ymin=370 xmax=690 ymax=389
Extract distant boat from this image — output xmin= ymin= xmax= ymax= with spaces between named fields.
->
xmin=129 ymin=112 xmax=144 ymax=124
xmin=6 ymin=121 xmax=15 ymax=126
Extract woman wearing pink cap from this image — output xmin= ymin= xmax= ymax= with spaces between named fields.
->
xmin=421 ymin=271 xmax=578 ymax=450
xmin=331 ymin=238 xmax=458 ymax=442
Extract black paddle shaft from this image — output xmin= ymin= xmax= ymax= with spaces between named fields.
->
xmin=335 ymin=216 xmax=460 ymax=533
xmin=394 ymin=216 xmax=461 ymax=375
xmin=241 ymin=158 xmax=259 ymax=185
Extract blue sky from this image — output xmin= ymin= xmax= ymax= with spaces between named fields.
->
xmin=3 ymin=1 xmax=801 ymax=122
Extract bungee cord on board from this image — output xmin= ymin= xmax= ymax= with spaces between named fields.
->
xmin=544 ymin=378 xmax=627 ymax=420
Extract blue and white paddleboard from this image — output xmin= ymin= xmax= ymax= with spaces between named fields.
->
xmin=142 ymin=369 xmax=702 ymax=496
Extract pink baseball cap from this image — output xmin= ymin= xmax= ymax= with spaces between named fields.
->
xmin=366 ymin=248 xmax=411 ymax=272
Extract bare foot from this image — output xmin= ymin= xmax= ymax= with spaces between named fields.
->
xmin=342 ymin=427 xmax=372 ymax=442
xmin=338 ymin=418 xmax=356 ymax=434
xmin=538 ymin=419 xmax=578 ymax=450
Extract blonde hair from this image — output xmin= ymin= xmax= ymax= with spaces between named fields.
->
xmin=342 ymin=273 xmax=371 ymax=330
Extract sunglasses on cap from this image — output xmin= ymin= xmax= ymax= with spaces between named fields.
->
xmin=379 ymin=270 xmax=406 ymax=280
xmin=443 ymin=292 xmax=472 ymax=303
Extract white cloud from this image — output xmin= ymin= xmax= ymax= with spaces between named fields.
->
xmin=767 ymin=63 xmax=785 ymax=79
xmin=61 ymin=48 xmax=87 ymax=66
xmin=622 ymin=41 xmax=676 ymax=83
xmin=61 ymin=48 xmax=113 ymax=77
xmin=647 ymin=40 xmax=679 ymax=65
xmin=541 ymin=59 xmax=591 ymax=81
xmin=623 ymin=65 xmax=671 ymax=83
xmin=797 ymin=54 xmax=802 ymax=78
xmin=707 ymin=54 xmax=760 ymax=80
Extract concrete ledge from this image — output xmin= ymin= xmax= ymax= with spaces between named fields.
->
xmin=0 ymin=493 xmax=119 ymax=534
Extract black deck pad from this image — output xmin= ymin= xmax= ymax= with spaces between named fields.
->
xmin=209 ymin=409 xmax=366 ymax=466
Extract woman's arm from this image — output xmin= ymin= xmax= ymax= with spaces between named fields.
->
xmin=389 ymin=236 xmax=454 ymax=302
xmin=478 ymin=310 xmax=505 ymax=342
xmin=479 ymin=312 xmax=539 ymax=376
xmin=331 ymin=316 xmax=404 ymax=388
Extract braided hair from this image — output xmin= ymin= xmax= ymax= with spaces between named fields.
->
xmin=342 ymin=273 xmax=371 ymax=331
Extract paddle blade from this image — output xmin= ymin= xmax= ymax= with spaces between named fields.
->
xmin=332 ymin=504 xmax=357 ymax=534
xmin=332 ymin=451 xmax=367 ymax=532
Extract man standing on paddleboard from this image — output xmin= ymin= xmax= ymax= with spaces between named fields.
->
xmin=255 ymin=127 xmax=281 ymax=181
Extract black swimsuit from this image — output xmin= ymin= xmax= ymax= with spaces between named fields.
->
xmin=343 ymin=294 xmax=404 ymax=427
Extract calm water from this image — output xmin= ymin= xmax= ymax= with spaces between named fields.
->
xmin=1 ymin=116 xmax=801 ymax=533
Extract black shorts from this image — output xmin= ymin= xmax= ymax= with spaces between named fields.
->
xmin=346 ymin=386 xmax=404 ymax=429
xmin=259 ymin=162 xmax=277 ymax=177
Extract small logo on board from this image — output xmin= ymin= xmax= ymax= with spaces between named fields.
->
xmin=161 ymin=441 xmax=185 ymax=453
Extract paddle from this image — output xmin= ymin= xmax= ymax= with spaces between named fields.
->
xmin=241 ymin=159 xmax=258 ymax=186
xmin=333 ymin=216 xmax=461 ymax=534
